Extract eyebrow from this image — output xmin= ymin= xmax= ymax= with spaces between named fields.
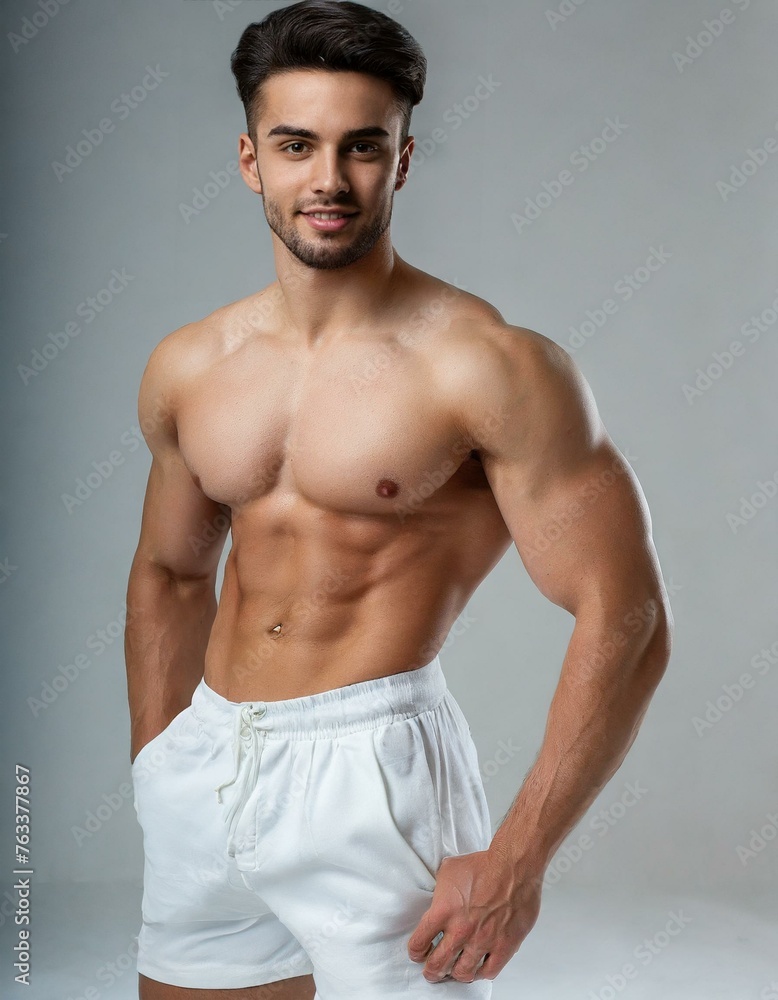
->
xmin=266 ymin=125 xmax=392 ymax=142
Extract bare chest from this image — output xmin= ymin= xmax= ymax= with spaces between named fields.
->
xmin=176 ymin=336 xmax=480 ymax=516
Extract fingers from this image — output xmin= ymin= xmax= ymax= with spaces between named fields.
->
xmin=421 ymin=933 xmax=483 ymax=983
xmin=410 ymin=933 xmax=444 ymax=964
xmin=408 ymin=922 xmax=443 ymax=963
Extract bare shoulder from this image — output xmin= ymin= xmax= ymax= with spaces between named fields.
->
xmin=434 ymin=304 xmax=605 ymax=462
xmin=136 ymin=284 xmax=279 ymax=448
xmin=145 ymin=284 xmax=280 ymax=376
xmin=136 ymin=317 xmax=214 ymax=443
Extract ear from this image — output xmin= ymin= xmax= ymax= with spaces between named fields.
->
xmin=395 ymin=136 xmax=415 ymax=191
xmin=238 ymin=133 xmax=262 ymax=195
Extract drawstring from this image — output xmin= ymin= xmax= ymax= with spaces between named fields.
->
xmin=214 ymin=703 xmax=266 ymax=857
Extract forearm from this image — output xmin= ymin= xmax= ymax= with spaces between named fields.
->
xmin=124 ymin=559 xmax=218 ymax=759
xmin=488 ymin=602 xmax=672 ymax=882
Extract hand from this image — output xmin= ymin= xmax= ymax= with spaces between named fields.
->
xmin=407 ymin=848 xmax=543 ymax=984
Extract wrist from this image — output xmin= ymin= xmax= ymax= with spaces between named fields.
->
xmin=488 ymin=827 xmax=551 ymax=885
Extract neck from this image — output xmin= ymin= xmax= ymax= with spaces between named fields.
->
xmin=270 ymin=229 xmax=406 ymax=347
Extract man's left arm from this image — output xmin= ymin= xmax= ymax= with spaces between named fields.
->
xmin=408 ymin=325 xmax=674 ymax=984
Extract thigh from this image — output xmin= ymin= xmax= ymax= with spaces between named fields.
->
xmin=139 ymin=971 xmax=316 ymax=999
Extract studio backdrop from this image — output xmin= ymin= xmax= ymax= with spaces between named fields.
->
xmin=1 ymin=0 xmax=775 ymax=997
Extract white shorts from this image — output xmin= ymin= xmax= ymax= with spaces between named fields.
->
xmin=131 ymin=654 xmax=493 ymax=998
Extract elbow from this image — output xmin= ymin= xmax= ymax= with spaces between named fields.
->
xmin=129 ymin=550 xmax=217 ymax=587
xmin=127 ymin=557 xmax=218 ymax=605
xmin=638 ymin=598 xmax=674 ymax=679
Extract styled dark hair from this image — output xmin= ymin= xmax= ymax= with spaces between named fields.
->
xmin=230 ymin=0 xmax=427 ymax=147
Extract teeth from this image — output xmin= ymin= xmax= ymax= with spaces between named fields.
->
xmin=312 ymin=213 xmax=347 ymax=220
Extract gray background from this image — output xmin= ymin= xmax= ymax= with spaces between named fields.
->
xmin=1 ymin=0 xmax=776 ymax=996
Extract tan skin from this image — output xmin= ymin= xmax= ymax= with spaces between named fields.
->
xmin=127 ymin=69 xmax=673 ymax=998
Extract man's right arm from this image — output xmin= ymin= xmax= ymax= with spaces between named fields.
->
xmin=124 ymin=329 xmax=231 ymax=764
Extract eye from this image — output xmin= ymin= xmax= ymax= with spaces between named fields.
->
xmin=281 ymin=141 xmax=380 ymax=157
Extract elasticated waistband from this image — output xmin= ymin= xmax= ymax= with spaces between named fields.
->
xmin=191 ymin=654 xmax=447 ymax=740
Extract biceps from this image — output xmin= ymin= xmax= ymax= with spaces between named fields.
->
xmin=488 ymin=439 xmax=655 ymax=615
xmin=134 ymin=451 xmax=230 ymax=581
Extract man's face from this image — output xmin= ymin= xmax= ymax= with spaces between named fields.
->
xmin=244 ymin=69 xmax=412 ymax=270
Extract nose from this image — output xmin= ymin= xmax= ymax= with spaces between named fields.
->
xmin=309 ymin=148 xmax=350 ymax=199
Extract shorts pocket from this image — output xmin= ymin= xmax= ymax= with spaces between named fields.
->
xmin=131 ymin=703 xmax=196 ymax=776
xmin=373 ymin=715 xmax=444 ymax=890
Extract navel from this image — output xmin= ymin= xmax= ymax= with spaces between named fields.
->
xmin=375 ymin=478 xmax=399 ymax=498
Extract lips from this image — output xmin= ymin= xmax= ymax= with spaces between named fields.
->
xmin=301 ymin=208 xmax=358 ymax=216
xmin=301 ymin=211 xmax=357 ymax=233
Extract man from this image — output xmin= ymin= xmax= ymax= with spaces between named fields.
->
xmin=125 ymin=1 xmax=673 ymax=997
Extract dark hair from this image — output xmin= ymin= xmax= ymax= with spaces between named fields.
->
xmin=230 ymin=0 xmax=427 ymax=147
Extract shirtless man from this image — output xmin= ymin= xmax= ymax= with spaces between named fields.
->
xmin=125 ymin=2 xmax=673 ymax=998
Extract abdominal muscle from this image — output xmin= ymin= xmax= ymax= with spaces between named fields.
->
xmin=202 ymin=490 xmax=503 ymax=702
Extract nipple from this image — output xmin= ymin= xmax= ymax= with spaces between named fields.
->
xmin=376 ymin=478 xmax=399 ymax=498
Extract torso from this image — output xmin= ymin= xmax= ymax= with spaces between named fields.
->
xmin=176 ymin=271 xmax=514 ymax=700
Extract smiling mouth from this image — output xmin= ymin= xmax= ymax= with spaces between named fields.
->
xmin=300 ymin=211 xmax=358 ymax=234
xmin=301 ymin=211 xmax=357 ymax=219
